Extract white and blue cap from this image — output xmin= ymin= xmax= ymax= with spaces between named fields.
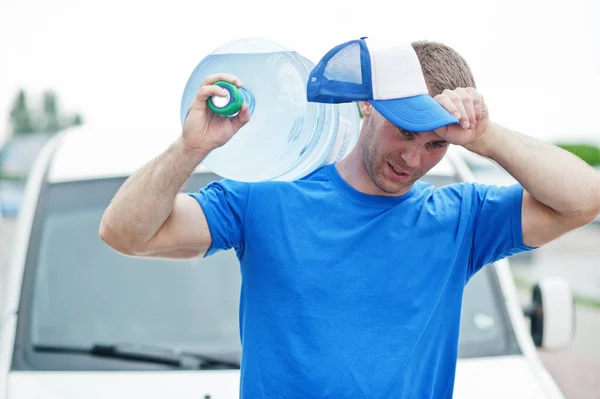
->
xmin=307 ymin=37 xmax=460 ymax=132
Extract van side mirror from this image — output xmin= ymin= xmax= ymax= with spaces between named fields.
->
xmin=523 ymin=277 xmax=575 ymax=350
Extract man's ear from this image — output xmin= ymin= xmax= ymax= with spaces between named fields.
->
xmin=359 ymin=101 xmax=372 ymax=117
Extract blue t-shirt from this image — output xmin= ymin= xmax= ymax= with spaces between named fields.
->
xmin=188 ymin=163 xmax=533 ymax=398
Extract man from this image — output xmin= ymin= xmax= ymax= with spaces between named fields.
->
xmin=99 ymin=37 xmax=600 ymax=398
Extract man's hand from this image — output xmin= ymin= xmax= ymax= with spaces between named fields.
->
xmin=182 ymin=73 xmax=251 ymax=154
xmin=433 ymin=87 xmax=490 ymax=148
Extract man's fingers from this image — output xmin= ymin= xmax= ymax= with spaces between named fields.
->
xmin=201 ymin=73 xmax=243 ymax=88
xmin=466 ymin=88 xmax=484 ymax=122
xmin=195 ymin=85 xmax=229 ymax=103
xmin=446 ymin=89 xmax=471 ymax=129
xmin=231 ymin=104 xmax=251 ymax=130
xmin=436 ymin=88 xmax=483 ymax=129
xmin=456 ymin=88 xmax=476 ymax=128
xmin=435 ymin=91 xmax=464 ymax=125
xmin=473 ymin=97 xmax=483 ymax=123
xmin=191 ymin=73 xmax=245 ymax=110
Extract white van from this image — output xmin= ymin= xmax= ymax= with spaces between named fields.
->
xmin=0 ymin=125 xmax=574 ymax=398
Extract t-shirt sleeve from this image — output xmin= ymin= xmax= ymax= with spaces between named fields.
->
xmin=468 ymin=183 xmax=536 ymax=279
xmin=186 ymin=179 xmax=250 ymax=258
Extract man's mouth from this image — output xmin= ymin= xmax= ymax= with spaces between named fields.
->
xmin=387 ymin=162 xmax=410 ymax=180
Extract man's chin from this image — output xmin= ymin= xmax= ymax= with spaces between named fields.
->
xmin=365 ymin=163 xmax=418 ymax=196
xmin=375 ymin=177 xmax=415 ymax=196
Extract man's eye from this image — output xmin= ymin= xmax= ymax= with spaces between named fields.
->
xmin=430 ymin=142 xmax=447 ymax=149
xmin=399 ymin=129 xmax=415 ymax=138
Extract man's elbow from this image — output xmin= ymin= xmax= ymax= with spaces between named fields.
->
xmin=564 ymin=178 xmax=600 ymax=227
xmin=570 ymin=199 xmax=600 ymax=227
xmin=583 ymin=179 xmax=600 ymax=224
xmin=584 ymin=201 xmax=600 ymax=225
xmin=99 ymin=218 xmax=136 ymax=256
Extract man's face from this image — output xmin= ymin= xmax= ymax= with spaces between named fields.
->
xmin=359 ymin=103 xmax=450 ymax=196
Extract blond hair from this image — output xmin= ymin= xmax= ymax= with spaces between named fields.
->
xmin=411 ymin=41 xmax=476 ymax=96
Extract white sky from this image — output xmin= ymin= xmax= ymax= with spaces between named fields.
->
xmin=1 ymin=0 xmax=598 ymax=145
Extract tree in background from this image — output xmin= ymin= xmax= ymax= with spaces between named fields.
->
xmin=42 ymin=91 xmax=61 ymax=133
xmin=556 ymin=143 xmax=600 ymax=167
xmin=1 ymin=89 xmax=85 ymax=182
xmin=71 ymin=114 xmax=83 ymax=127
xmin=7 ymin=89 xmax=84 ymax=137
xmin=9 ymin=90 xmax=37 ymax=135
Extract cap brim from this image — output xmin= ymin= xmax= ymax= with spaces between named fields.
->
xmin=370 ymin=95 xmax=459 ymax=132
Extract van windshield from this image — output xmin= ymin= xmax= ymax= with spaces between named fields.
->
xmin=13 ymin=173 xmax=519 ymax=371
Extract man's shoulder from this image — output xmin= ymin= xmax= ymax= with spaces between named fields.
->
xmin=203 ymin=164 xmax=331 ymax=196
xmin=428 ymin=180 xmax=498 ymax=195
xmin=421 ymin=181 xmax=489 ymax=209
xmin=427 ymin=180 xmax=524 ymax=211
xmin=425 ymin=180 xmax=471 ymax=198
xmin=250 ymin=164 xmax=331 ymax=190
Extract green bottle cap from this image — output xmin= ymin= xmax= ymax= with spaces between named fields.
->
xmin=207 ymin=80 xmax=244 ymax=117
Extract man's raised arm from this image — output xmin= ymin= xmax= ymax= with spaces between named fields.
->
xmin=434 ymin=87 xmax=600 ymax=249
xmin=99 ymin=73 xmax=251 ymax=258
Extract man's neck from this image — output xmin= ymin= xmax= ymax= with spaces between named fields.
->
xmin=335 ymin=150 xmax=412 ymax=197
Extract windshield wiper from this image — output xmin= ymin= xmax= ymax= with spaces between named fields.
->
xmin=33 ymin=343 xmax=239 ymax=370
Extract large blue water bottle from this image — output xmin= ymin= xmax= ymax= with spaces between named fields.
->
xmin=180 ymin=38 xmax=361 ymax=182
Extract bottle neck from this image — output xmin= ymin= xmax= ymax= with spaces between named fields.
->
xmin=208 ymin=81 xmax=255 ymax=118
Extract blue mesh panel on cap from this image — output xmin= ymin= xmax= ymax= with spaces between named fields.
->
xmin=323 ymin=42 xmax=363 ymax=83
xmin=306 ymin=39 xmax=373 ymax=104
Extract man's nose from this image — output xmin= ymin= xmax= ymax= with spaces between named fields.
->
xmin=401 ymin=148 xmax=421 ymax=168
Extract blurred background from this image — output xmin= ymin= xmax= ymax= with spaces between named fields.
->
xmin=1 ymin=0 xmax=599 ymax=397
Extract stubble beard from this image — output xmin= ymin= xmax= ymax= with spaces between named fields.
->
xmin=361 ymin=130 xmax=418 ymax=195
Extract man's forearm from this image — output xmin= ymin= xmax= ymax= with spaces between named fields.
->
xmin=100 ymin=138 xmax=209 ymax=250
xmin=465 ymin=122 xmax=600 ymax=217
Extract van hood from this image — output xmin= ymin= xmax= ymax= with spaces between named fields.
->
xmin=454 ymin=356 xmax=563 ymax=399
xmin=6 ymin=370 xmax=240 ymax=399
xmin=7 ymin=356 xmax=562 ymax=399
